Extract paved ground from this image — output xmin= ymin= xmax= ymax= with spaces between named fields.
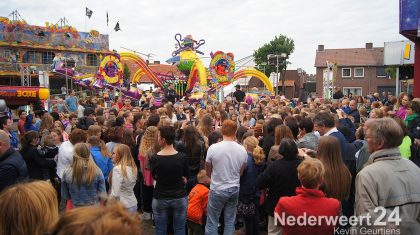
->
xmin=137 ymin=215 xmax=268 ymax=235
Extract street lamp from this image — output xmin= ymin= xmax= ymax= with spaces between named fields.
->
xmin=267 ymin=53 xmax=288 ymax=96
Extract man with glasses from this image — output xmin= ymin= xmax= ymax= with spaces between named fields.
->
xmin=227 ymin=104 xmax=237 ymax=119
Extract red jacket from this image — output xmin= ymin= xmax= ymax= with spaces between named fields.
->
xmin=187 ymin=183 xmax=209 ymax=225
xmin=275 ymin=187 xmax=340 ymax=235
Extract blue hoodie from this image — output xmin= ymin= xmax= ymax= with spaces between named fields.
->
xmin=90 ymin=146 xmax=113 ymax=180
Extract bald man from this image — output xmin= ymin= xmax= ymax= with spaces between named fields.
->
xmin=348 ymin=100 xmax=360 ymax=124
xmin=0 ymin=130 xmax=28 ymax=192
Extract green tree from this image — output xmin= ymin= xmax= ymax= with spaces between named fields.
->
xmin=123 ymin=63 xmax=131 ymax=81
xmin=253 ymin=34 xmax=295 ymax=77
xmin=385 ymin=66 xmax=396 ymax=79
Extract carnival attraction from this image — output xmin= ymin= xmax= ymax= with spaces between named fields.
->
xmin=56 ymin=33 xmax=274 ymax=100
xmin=0 ymin=86 xmax=50 ymax=107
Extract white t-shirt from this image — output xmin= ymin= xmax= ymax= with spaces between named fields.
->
xmin=206 ymin=140 xmax=247 ymax=191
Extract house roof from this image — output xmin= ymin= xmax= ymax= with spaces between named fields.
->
xmin=314 ymin=47 xmax=384 ymax=67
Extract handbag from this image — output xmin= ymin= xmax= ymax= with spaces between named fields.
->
xmin=237 ymin=197 xmax=256 ymax=217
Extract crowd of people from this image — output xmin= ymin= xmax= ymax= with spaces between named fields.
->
xmin=0 ymin=85 xmax=420 ymax=235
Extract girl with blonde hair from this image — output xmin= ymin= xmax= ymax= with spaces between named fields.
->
xmin=240 ymin=136 xmax=265 ymax=235
xmin=137 ymin=126 xmax=159 ymax=220
xmin=0 ymin=181 xmax=58 ymax=235
xmin=110 ymin=144 xmax=138 ymax=213
xmin=61 ymin=143 xmax=106 ymax=208
xmin=87 ymin=136 xmax=113 ymax=188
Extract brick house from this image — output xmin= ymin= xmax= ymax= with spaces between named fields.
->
xmin=246 ymin=69 xmax=309 ymax=98
xmin=314 ymin=43 xmax=395 ymax=97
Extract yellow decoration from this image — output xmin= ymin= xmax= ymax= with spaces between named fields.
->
xmin=38 ymin=88 xmax=50 ymax=100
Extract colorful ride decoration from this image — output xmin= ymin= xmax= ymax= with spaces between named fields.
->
xmin=0 ymin=17 xmax=108 ymax=51
xmin=98 ymin=54 xmax=123 ymax=85
xmin=209 ymin=51 xmax=235 ymax=86
xmin=0 ymin=86 xmax=50 ymax=106
xmin=166 ymin=34 xmax=208 ymax=92
xmin=232 ymin=68 xmax=274 ymax=94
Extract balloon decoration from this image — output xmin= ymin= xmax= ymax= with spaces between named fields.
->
xmin=209 ymin=51 xmax=235 ymax=86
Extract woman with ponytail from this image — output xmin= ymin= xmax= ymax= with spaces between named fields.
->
xmin=61 ymin=143 xmax=106 ymax=208
xmin=239 ymin=136 xmax=266 ymax=235
xmin=87 ymin=136 xmax=113 ymax=190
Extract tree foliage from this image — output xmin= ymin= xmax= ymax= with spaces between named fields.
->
xmin=123 ymin=63 xmax=131 ymax=81
xmin=253 ymin=34 xmax=295 ymax=77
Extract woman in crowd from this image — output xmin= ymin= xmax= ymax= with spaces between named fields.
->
xmin=110 ymin=144 xmax=138 ymax=213
xmin=242 ymin=110 xmax=256 ymax=128
xmin=238 ymin=104 xmax=246 ymax=124
xmin=87 ymin=125 xmax=103 ymax=139
xmin=297 ymin=117 xmax=319 ymax=151
xmin=316 ymin=136 xmax=352 ymax=218
xmin=50 ymin=204 xmax=141 ymax=235
xmin=57 ymin=129 xmax=87 ymax=179
xmin=87 ymin=136 xmax=113 ymax=184
xmin=150 ymin=125 xmax=189 ymax=235
xmin=239 ymin=136 xmax=265 ymax=235
xmin=106 ymin=126 xmax=124 ymax=154
xmin=394 ymin=92 xmax=410 ymax=120
xmin=53 ymin=120 xmax=69 ymax=141
xmin=268 ymin=125 xmax=294 ymax=162
xmin=394 ymin=118 xmax=412 ymax=160
xmin=50 ymin=128 xmax=64 ymax=147
xmin=406 ymin=101 xmax=420 ymax=141
xmin=0 ymin=181 xmax=58 ymax=235
xmin=257 ymin=138 xmax=302 ymax=235
xmin=39 ymin=113 xmax=54 ymax=143
xmin=138 ymin=126 xmax=159 ymax=220
xmin=20 ymin=131 xmax=56 ymax=180
xmin=61 ymin=143 xmax=106 ymax=207
xmin=275 ymin=158 xmax=341 ymax=235
xmin=197 ymin=113 xmax=213 ymax=140
xmin=176 ymin=125 xmax=205 ymax=193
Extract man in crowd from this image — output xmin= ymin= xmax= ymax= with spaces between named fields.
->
xmin=65 ymin=90 xmax=78 ymax=113
xmin=165 ymin=83 xmax=178 ymax=104
xmin=348 ymin=100 xmax=361 ymax=124
xmin=0 ymin=117 xmax=19 ymax=150
xmin=17 ymin=110 xmax=26 ymax=136
xmin=205 ymin=120 xmax=247 ymax=235
xmin=356 ymin=118 xmax=420 ymax=231
xmin=233 ymin=85 xmax=245 ymax=106
xmin=0 ymin=130 xmax=28 ymax=192
xmin=122 ymin=97 xmax=133 ymax=111
xmin=76 ymin=108 xmax=95 ymax=130
xmin=65 ymin=114 xmax=78 ymax=135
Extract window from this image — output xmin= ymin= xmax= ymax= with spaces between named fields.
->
xmin=342 ymin=68 xmax=351 ymax=78
xmin=3 ymin=50 xmax=10 ymax=58
xmin=22 ymin=51 xmax=38 ymax=63
xmin=354 ymin=67 xmax=364 ymax=77
xmin=376 ymin=67 xmax=387 ymax=78
xmin=343 ymin=87 xmax=362 ymax=96
xmin=86 ymin=54 xmax=99 ymax=66
xmin=42 ymin=52 xmax=55 ymax=64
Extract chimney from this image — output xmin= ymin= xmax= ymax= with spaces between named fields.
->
xmin=318 ymin=45 xmax=324 ymax=51
xmin=154 ymin=61 xmax=160 ymax=64
xmin=365 ymin=42 xmax=373 ymax=49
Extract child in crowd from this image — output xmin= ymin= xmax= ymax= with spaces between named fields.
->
xmin=187 ymin=170 xmax=210 ymax=235
xmin=38 ymin=134 xmax=59 ymax=181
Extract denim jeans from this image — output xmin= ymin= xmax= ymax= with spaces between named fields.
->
xmin=152 ymin=197 xmax=188 ymax=235
xmin=205 ymin=186 xmax=239 ymax=235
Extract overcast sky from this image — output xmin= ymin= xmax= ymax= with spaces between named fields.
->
xmin=0 ymin=0 xmax=405 ymax=74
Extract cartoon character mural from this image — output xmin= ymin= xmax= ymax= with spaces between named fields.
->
xmin=209 ymin=51 xmax=235 ymax=86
